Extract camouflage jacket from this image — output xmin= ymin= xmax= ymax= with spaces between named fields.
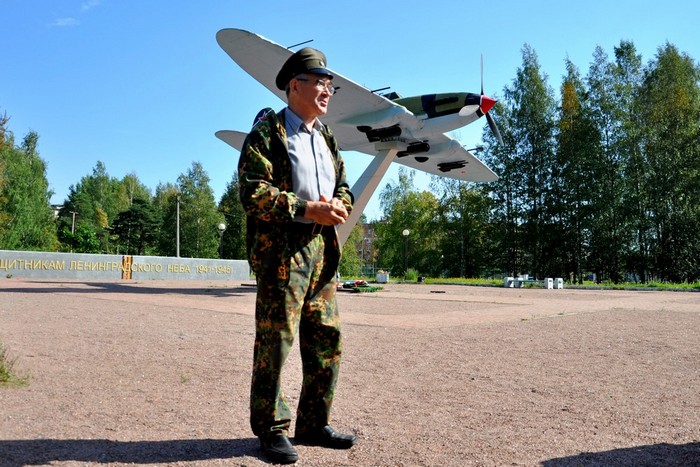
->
xmin=238 ymin=108 xmax=353 ymax=282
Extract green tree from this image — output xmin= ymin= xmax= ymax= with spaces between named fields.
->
xmin=0 ymin=130 xmax=58 ymax=251
xmin=63 ymin=223 xmax=101 ymax=253
xmin=218 ymin=172 xmax=247 ymax=260
xmin=432 ymin=177 xmax=493 ymax=278
xmin=111 ymin=198 xmax=160 ymax=255
xmin=635 ymin=43 xmax=700 ymax=281
xmin=339 ymin=214 xmax=366 ymax=278
xmin=58 ymin=162 xmax=130 ymax=253
xmin=0 ymin=113 xmax=9 ymax=237
xmin=154 ymin=182 xmax=180 ymax=256
xmin=160 ymin=162 xmax=223 ymax=258
xmin=549 ymin=59 xmax=600 ymax=282
xmin=0 ymin=111 xmax=12 ymax=151
xmin=374 ymin=168 xmax=441 ymax=277
xmin=485 ymin=45 xmax=557 ymax=278
xmin=482 ymin=100 xmax=521 ymax=277
xmin=121 ymin=172 xmax=152 ymax=205
xmin=586 ymin=42 xmax=642 ymax=283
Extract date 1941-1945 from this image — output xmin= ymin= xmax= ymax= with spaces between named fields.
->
xmin=196 ymin=265 xmax=232 ymax=275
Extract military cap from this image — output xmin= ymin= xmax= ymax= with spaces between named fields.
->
xmin=275 ymin=47 xmax=333 ymax=90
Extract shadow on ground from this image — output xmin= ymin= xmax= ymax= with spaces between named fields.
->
xmin=0 ymin=438 xmax=261 ymax=466
xmin=542 ymin=441 xmax=700 ymax=467
xmin=0 ymin=280 xmax=256 ymax=297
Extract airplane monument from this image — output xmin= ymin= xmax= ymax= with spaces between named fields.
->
xmin=215 ymin=28 xmax=501 ymax=245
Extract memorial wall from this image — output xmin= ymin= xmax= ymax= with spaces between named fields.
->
xmin=0 ymin=250 xmax=250 ymax=281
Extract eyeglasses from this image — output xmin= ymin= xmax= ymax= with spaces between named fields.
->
xmin=295 ymin=77 xmax=337 ymax=95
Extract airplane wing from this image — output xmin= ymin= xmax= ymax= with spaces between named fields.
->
xmin=389 ymin=133 xmax=497 ymax=182
xmin=216 ymin=28 xmax=496 ymax=182
xmin=215 ymin=130 xmax=247 ymax=152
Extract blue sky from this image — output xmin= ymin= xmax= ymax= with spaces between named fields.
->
xmin=3 ymin=0 xmax=699 ymax=221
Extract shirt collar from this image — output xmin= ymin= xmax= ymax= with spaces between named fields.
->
xmin=285 ymin=107 xmax=323 ymax=134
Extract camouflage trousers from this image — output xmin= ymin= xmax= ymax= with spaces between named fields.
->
xmin=249 ymin=231 xmax=342 ymax=437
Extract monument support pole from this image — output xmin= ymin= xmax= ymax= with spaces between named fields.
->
xmin=336 ymin=141 xmax=403 ymax=246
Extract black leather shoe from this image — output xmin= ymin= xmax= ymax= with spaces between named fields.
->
xmin=259 ymin=432 xmax=298 ymax=464
xmin=295 ymin=425 xmax=356 ymax=449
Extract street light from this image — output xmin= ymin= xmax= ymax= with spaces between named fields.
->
xmin=69 ymin=211 xmax=78 ymax=235
xmin=68 ymin=210 xmax=78 ymax=253
xmin=176 ymin=195 xmax=180 ymax=258
xmin=402 ymin=229 xmax=410 ymax=274
xmin=217 ymin=223 xmax=226 ymax=258
xmin=362 ymin=237 xmax=369 ymax=275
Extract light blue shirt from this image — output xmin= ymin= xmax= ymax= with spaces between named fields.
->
xmin=284 ymin=108 xmax=336 ymax=221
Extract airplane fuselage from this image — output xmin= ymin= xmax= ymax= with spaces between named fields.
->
xmin=390 ymin=92 xmax=487 ymax=141
xmin=394 ymin=92 xmax=480 ymax=119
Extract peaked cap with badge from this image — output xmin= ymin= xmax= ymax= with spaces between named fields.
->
xmin=275 ymin=47 xmax=333 ymax=90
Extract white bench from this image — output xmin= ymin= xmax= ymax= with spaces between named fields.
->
xmin=504 ymin=277 xmax=564 ymax=289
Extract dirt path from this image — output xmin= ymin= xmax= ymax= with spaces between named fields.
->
xmin=1 ymin=279 xmax=699 ymax=466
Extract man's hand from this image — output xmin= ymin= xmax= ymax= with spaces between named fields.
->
xmin=304 ymin=195 xmax=349 ymax=226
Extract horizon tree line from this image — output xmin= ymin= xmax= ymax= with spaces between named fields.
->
xmin=1 ymin=38 xmax=698 ymax=283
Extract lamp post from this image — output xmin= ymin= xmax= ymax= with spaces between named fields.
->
xmin=402 ymin=229 xmax=410 ymax=274
xmin=176 ymin=195 xmax=180 ymax=258
xmin=69 ymin=211 xmax=78 ymax=234
xmin=217 ymin=223 xmax=226 ymax=258
xmin=69 ymin=211 xmax=78 ymax=253
xmin=362 ymin=237 xmax=369 ymax=275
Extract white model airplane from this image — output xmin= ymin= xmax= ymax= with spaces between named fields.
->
xmin=215 ymin=28 xmax=500 ymax=245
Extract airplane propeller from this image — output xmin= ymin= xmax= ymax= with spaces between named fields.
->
xmin=474 ymin=55 xmax=504 ymax=145
xmin=485 ymin=104 xmax=504 ymax=145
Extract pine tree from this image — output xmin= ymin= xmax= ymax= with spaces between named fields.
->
xmin=111 ymin=198 xmax=160 ymax=255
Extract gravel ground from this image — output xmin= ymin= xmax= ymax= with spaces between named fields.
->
xmin=0 ymin=278 xmax=699 ymax=466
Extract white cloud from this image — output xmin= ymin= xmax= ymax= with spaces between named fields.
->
xmin=53 ymin=17 xmax=80 ymax=27
xmin=51 ymin=0 xmax=99 ymax=28
xmin=81 ymin=0 xmax=101 ymax=11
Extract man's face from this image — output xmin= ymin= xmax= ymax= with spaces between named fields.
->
xmin=290 ymin=74 xmax=334 ymax=120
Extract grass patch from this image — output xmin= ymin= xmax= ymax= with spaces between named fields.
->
xmin=571 ymin=280 xmax=700 ymax=291
xmin=349 ymin=285 xmax=384 ymax=293
xmin=423 ymin=277 xmax=504 ymax=287
xmin=341 ymin=280 xmax=384 ymax=293
xmin=427 ymin=277 xmax=700 ymax=291
xmin=0 ymin=340 xmax=29 ymax=388
xmin=350 ymin=275 xmax=699 ymax=291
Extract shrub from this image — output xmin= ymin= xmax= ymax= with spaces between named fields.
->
xmin=0 ymin=340 xmax=29 ymax=387
xmin=404 ymin=268 xmax=419 ymax=281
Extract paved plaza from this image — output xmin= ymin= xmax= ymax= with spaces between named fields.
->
xmin=1 ymin=278 xmax=698 ymax=466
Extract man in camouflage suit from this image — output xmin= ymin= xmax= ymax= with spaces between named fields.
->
xmin=238 ymin=47 xmax=356 ymax=464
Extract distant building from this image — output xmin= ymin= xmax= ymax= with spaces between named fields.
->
xmin=51 ymin=204 xmax=63 ymax=218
